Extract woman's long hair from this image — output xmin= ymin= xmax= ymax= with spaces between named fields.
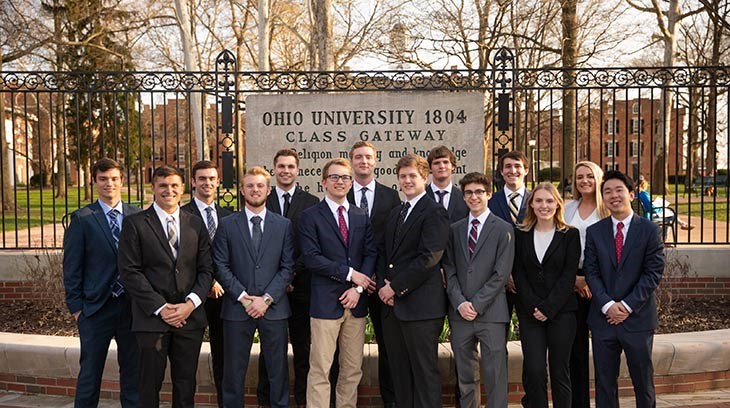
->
xmin=573 ymin=161 xmax=610 ymax=219
xmin=518 ymin=183 xmax=570 ymax=232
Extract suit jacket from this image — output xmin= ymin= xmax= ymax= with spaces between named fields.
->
xmin=212 ymin=211 xmax=295 ymax=321
xmin=488 ymin=188 xmax=531 ymax=226
xmin=299 ymin=200 xmax=377 ymax=319
xmin=63 ymin=201 xmax=141 ymax=317
xmin=180 ymin=201 xmax=233 ymax=227
xmin=118 ymin=207 xmax=214 ymax=332
xmin=380 ymin=195 xmax=450 ymax=321
xmin=426 ymin=184 xmax=469 ymax=222
xmin=266 ymin=187 xmax=320 ymax=299
xmin=513 ymin=227 xmax=581 ymax=319
xmin=443 ymin=213 xmax=515 ymax=324
xmin=584 ymin=214 xmax=664 ymax=333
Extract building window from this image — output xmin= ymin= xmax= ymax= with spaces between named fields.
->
xmin=605 ymin=141 xmax=619 ymax=157
xmin=606 ymin=119 xmax=619 ymax=135
xmin=632 ymin=103 xmax=640 ymax=114
xmin=630 ymin=141 xmax=644 ymax=157
xmin=630 ymin=118 xmax=644 ymax=134
xmin=604 ymin=163 xmax=619 ymax=172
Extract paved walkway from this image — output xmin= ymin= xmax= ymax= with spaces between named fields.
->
xmin=2 ymin=389 xmax=730 ymax=408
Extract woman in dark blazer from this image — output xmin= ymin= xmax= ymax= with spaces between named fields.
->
xmin=513 ymin=183 xmax=581 ymax=408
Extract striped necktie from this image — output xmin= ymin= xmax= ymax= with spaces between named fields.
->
xmin=205 ymin=206 xmax=216 ymax=240
xmin=469 ymin=218 xmax=480 ymax=257
xmin=508 ymin=192 xmax=520 ymax=224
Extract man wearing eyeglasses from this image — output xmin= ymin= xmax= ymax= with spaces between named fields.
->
xmin=299 ymin=158 xmax=378 ymax=408
xmin=443 ymin=172 xmax=515 ymax=408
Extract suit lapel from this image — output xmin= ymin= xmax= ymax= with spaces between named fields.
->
xmin=471 ymin=215 xmax=494 ymax=260
xmin=144 ymin=208 xmax=176 ymax=262
xmin=602 ymin=218 xmax=618 ymax=268
xmin=541 ymin=229 xmax=562 ymax=264
xmin=447 ymin=188 xmax=461 ymax=218
xmin=518 ymin=190 xmax=531 ymax=222
xmin=454 ymin=219 xmax=470 ymax=262
xmin=492 ymin=190 xmax=512 ymax=225
xmin=91 ymin=203 xmax=118 ymax=253
xmin=319 ymin=201 xmax=348 ymax=248
xmin=256 ymin=215 xmax=276 ymax=261
xmin=178 ymin=211 xmax=197 ymax=259
xmin=618 ymin=214 xmax=641 ymax=269
xmin=234 ymin=212 xmax=258 ymax=261
xmin=392 ymin=197 xmax=426 ymax=253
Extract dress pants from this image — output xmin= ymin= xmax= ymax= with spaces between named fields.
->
xmin=136 ymin=328 xmax=204 ymax=408
xmin=368 ymin=293 xmax=396 ymax=405
xmin=518 ymin=311 xmax=576 ymax=408
xmin=75 ymin=294 xmax=139 ymax=408
xmin=382 ymin=306 xmax=444 ymax=408
xmin=451 ymin=319 xmax=508 ymax=408
xmin=592 ymin=325 xmax=655 ymax=408
xmin=224 ymin=318 xmax=289 ymax=408
xmin=307 ymin=310 xmax=366 ymax=408
xmin=204 ymin=296 xmax=225 ymax=407
xmin=570 ymin=296 xmax=591 ymax=408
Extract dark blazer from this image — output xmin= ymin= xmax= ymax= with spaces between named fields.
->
xmin=488 ymin=188 xmax=531 ymax=226
xmin=513 ymin=227 xmax=581 ymax=319
xmin=212 ymin=211 xmax=295 ymax=321
xmin=347 ymin=181 xmax=401 ymax=242
xmin=426 ymin=184 xmax=469 ymax=222
xmin=118 ymin=207 xmax=214 ymax=332
xmin=584 ymin=214 xmax=664 ymax=333
xmin=63 ymin=201 xmax=141 ymax=317
xmin=181 ymin=201 xmax=232 ymax=227
xmin=299 ymin=200 xmax=377 ymax=319
xmin=381 ymin=195 xmax=450 ymax=321
xmin=266 ymin=187 xmax=320 ymax=298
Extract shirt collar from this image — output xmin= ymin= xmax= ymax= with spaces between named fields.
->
xmin=353 ymin=179 xmax=376 ymax=192
xmin=503 ymin=185 xmax=526 ymax=198
xmin=98 ymin=199 xmax=123 ymax=215
xmin=324 ymin=196 xmax=349 ymax=214
xmin=611 ymin=211 xmax=634 ymax=228
xmin=406 ymin=190 xmax=427 ymax=208
xmin=244 ymin=206 xmax=267 ymax=222
xmin=430 ymin=182 xmax=453 ymax=194
xmin=469 ymin=208 xmax=491 ymax=226
xmin=193 ymin=196 xmax=215 ymax=214
xmin=276 ymin=185 xmax=296 ymax=199
xmin=153 ymin=202 xmax=180 ymax=221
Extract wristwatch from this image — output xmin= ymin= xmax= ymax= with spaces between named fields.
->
xmin=263 ymin=294 xmax=273 ymax=306
xmin=355 ymin=285 xmax=364 ymax=294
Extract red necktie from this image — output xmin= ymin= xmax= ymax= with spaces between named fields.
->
xmin=615 ymin=221 xmax=624 ymax=262
xmin=468 ymin=218 xmax=479 ymax=257
xmin=338 ymin=206 xmax=349 ymax=247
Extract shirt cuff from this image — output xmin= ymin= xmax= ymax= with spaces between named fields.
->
xmin=237 ymin=291 xmax=249 ymax=302
xmin=186 ymin=293 xmax=202 ymax=309
xmin=457 ymin=301 xmax=470 ymax=312
xmin=154 ymin=304 xmax=166 ymax=316
xmin=621 ymin=300 xmax=633 ymax=314
xmin=346 ymin=267 xmax=354 ymax=282
xmin=601 ymin=300 xmax=616 ymax=315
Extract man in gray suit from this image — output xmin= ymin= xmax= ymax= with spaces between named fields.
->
xmin=443 ymin=172 xmax=515 ymax=408
xmin=212 ymin=166 xmax=295 ymax=408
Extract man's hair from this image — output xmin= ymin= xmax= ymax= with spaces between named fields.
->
xmin=427 ymin=145 xmax=456 ymax=168
xmin=152 ymin=165 xmax=183 ymax=183
xmin=396 ymin=153 xmax=430 ymax=179
xmin=91 ymin=158 xmax=124 ymax=181
xmin=459 ymin=172 xmax=491 ymax=192
xmin=191 ymin=160 xmax=218 ymax=178
xmin=498 ymin=150 xmax=529 ymax=171
xmin=273 ymin=148 xmax=299 ymax=166
xmin=349 ymin=141 xmax=377 ymax=159
xmin=244 ymin=166 xmax=271 ymax=184
xmin=322 ymin=158 xmax=352 ymax=179
xmin=601 ymin=169 xmax=634 ymax=193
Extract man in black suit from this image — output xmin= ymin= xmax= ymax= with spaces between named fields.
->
xmin=118 ymin=165 xmax=213 ymax=408
xmin=258 ymin=148 xmax=319 ymax=408
xmin=425 ymin=145 xmax=469 ymax=222
xmin=180 ymin=160 xmax=232 ymax=407
xmin=63 ymin=158 xmax=140 ymax=407
xmin=378 ymin=153 xmax=450 ymax=408
xmin=584 ymin=170 xmax=665 ymax=408
xmin=346 ymin=141 xmax=401 ymax=408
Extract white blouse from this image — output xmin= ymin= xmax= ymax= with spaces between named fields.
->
xmin=534 ymin=229 xmax=555 ymax=263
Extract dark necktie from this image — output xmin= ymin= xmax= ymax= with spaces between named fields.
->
xmin=338 ymin=206 xmax=349 ymax=247
xmin=204 ymin=206 xmax=216 ymax=240
xmin=359 ymin=187 xmax=369 ymax=214
xmin=167 ymin=216 xmax=178 ymax=258
xmin=251 ymin=216 xmax=263 ymax=253
xmin=107 ymin=209 xmax=124 ymax=296
xmin=282 ymin=192 xmax=291 ymax=217
xmin=395 ymin=201 xmax=410 ymax=238
xmin=508 ymin=192 xmax=520 ymax=224
xmin=435 ymin=190 xmax=448 ymax=207
xmin=615 ymin=221 xmax=624 ymax=262
xmin=469 ymin=218 xmax=480 ymax=257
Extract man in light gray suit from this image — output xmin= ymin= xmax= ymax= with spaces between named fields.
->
xmin=443 ymin=172 xmax=515 ymax=408
xmin=212 ymin=166 xmax=295 ymax=408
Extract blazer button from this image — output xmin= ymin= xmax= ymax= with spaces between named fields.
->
xmin=256 ymin=265 xmax=261 ymax=269
xmin=389 ymin=264 xmax=394 ymax=269
xmin=175 ymin=269 xmax=180 ymax=274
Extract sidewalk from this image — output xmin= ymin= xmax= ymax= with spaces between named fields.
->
xmin=3 ymin=389 xmax=730 ymax=408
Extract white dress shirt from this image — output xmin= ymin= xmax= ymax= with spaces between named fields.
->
xmin=430 ymin=182 xmax=453 ymax=210
xmin=353 ymin=179 xmax=375 ymax=216
xmin=193 ymin=196 xmax=217 ymax=232
xmin=275 ymin=185 xmax=296 ymax=215
xmin=601 ymin=211 xmax=635 ymax=315
xmin=237 ymin=207 xmax=268 ymax=301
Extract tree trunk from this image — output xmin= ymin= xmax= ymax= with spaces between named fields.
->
xmin=561 ymin=0 xmax=578 ymax=195
xmin=258 ymin=0 xmax=270 ymax=71
xmin=313 ymin=0 xmax=333 ymax=71
xmin=54 ymin=98 xmax=67 ymax=198
xmin=0 ymin=50 xmax=16 ymax=211
xmin=705 ymin=0 xmax=721 ymax=174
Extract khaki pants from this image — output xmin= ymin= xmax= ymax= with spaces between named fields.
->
xmin=307 ymin=310 xmax=366 ymax=408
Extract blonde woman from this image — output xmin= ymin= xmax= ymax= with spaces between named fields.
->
xmin=513 ymin=183 xmax=581 ymax=408
xmin=563 ymin=161 xmax=608 ymax=408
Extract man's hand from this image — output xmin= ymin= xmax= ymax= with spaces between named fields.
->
xmin=243 ymin=295 xmax=268 ymax=319
xmin=574 ymin=276 xmax=592 ymax=299
xmin=457 ymin=302 xmax=478 ymax=321
xmin=73 ymin=311 xmax=81 ymax=321
xmin=161 ymin=301 xmax=195 ymax=328
xmin=606 ymin=302 xmax=629 ymax=325
xmin=506 ymin=275 xmax=517 ymax=294
xmin=379 ymin=279 xmax=395 ymax=306
xmin=533 ymin=307 xmax=547 ymax=322
xmin=208 ymin=281 xmax=225 ymax=299
xmin=286 ymin=284 xmax=295 ymax=293
xmin=339 ymin=287 xmax=360 ymax=309
xmin=351 ymin=270 xmax=376 ymax=293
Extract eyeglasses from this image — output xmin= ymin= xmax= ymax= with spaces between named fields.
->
xmin=463 ymin=189 xmax=487 ymax=197
xmin=327 ymin=174 xmax=353 ymax=182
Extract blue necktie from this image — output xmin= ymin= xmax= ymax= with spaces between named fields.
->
xmin=108 ymin=209 xmax=124 ymax=297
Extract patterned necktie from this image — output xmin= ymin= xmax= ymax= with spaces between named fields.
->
xmin=205 ymin=206 xmax=216 ymax=240
xmin=359 ymin=187 xmax=369 ymax=214
xmin=395 ymin=201 xmax=410 ymax=238
xmin=615 ymin=221 xmax=624 ymax=263
xmin=436 ymin=190 xmax=448 ymax=207
xmin=508 ymin=192 xmax=520 ymax=224
xmin=338 ymin=206 xmax=349 ymax=247
xmin=108 ymin=209 xmax=124 ymax=296
xmin=167 ymin=216 xmax=178 ymax=258
xmin=251 ymin=216 xmax=263 ymax=253
xmin=469 ymin=218 xmax=480 ymax=257
xmin=282 ymin=192 xmax=291 ymax=217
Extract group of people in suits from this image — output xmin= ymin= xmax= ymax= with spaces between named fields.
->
xmin=63 ymin=143 xmax=665 ymax=408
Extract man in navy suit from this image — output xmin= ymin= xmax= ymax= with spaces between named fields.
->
xmin=584 ymin=170 xmax=664 ymax=408
xmin=426 ymin=145 xmax=469 ymax=222
xmin=180 ymin=160 xmax=232 ymax=407
xmin=213 ymin=166 xmax=295 ymax=408
xmin=63 ymin=158 xmax=140 ymax=407
xmin=299 ymin=158 xmax=377 ymax=408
